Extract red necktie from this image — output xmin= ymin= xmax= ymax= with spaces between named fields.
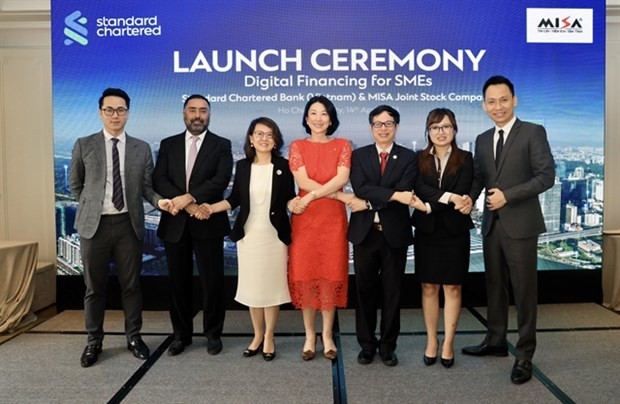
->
xmin=380 ymin=152 xmax=389 ymax=175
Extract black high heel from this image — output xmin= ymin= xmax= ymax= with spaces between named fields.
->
xmin=440 ymin=357 xmax=454 ymax=368
xmin=423 ymin=354 xmax=437 ymax=366
xmin=243 ymin=342 xmax=263 ymax=357
xmin=440 ymin=340 xmax=454 ymax=368
xmin=262 ymin=342 xmax=276 ymax=361
xmin=423 ymin=338 xmax=439 ymax=366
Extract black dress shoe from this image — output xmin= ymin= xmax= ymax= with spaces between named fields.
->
xmin=207 ymin=338 xmax=223 ymax=355
xmin=80 ymin=345 xmax=102 ymax=368
xmin=511 ymin=359 xmax=533 ymax=384
xmin=127 ymin=337 xmax=150 ymax=360
xmin=461 ymin=342 xmax=508 ymax=357
xmin=168 ymin=339 xmax=191 ymax=356
xmin=379 ymin=350 xmax=398 ymax=367
xmin=423 ymin=354 xmax=437 ymax=366
xmin=357 ymin=349 xmax=375 ymax=365
xmin=440 ymin=357 xmax=454 ymax=368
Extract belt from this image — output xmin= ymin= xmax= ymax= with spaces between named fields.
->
xmin=372 ymin=223 xmax=383 ymax=232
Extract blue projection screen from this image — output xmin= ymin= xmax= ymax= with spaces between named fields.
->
xmin=52 ymin=0 xmax=606 ymax=275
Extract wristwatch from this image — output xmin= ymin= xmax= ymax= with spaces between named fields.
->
xmin=365 ymin=200 xmax=372 ymax=210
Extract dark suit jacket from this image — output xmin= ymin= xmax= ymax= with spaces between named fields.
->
xmin=470 ymin=119 xmax=555 ymax=238
xmin=152 ymin=131 xmax=233 ymax=243
xmin=348 ymin=143 xmax=417 ymax=248
xmin=412 ymin=150 xmax=475 ymax=234
xmin=69 ymin=131 xmax=161 ymax=240
xmin=226 ymin=156 xmax=296 ymax=244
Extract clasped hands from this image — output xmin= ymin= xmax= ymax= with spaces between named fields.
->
xmin=157 ymin=194 xmax=213 ymax=220
xmin=391 ymin=191 xmax=473 ymax=214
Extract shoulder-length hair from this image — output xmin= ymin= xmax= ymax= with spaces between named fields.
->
xmin=243 ymin=117 xmax=284 ymax=161
xmin=302 ymin=95 xmax=339 ymax=136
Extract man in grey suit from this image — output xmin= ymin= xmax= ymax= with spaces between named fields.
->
xmin=461 ymin=76 xmax=555 ymax=384
xmin=70 ymin=88 xmax=172 ymax=367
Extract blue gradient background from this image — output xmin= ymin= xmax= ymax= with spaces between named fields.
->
xmin=52 ymin=0 xmax=605 ymax=150
xmin=51 ymin=0 xmax=605 ymax=275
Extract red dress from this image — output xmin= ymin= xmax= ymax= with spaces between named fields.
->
xmin=288 ymin=138 xmax=351 ymax=310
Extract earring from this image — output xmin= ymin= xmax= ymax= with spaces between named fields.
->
xmin=250 ymin=144 xmax=254 ymax=148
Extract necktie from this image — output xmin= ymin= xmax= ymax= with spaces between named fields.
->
xmin=380 ymin=151 xmax=389 ymax=175
xmin=495 ymin=129 xmax=504 ymax=168
xmin=186 ymin=136 xmax=199 ymax=191
xmin=111 ymin=138 xmax=124 ymax=211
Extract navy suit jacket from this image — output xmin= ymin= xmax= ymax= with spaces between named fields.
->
xmin=411 ymin=150 xmax=474 ymax=235
xmin=470 ymin=119 xmax=555 ymax=238
xmin=348 ymin=143 xmax=417 ymax=248
xmin=153 ymin=131 xmax=232 ymax=243
xmin=226 ymin=156 xmax=296 ymax=244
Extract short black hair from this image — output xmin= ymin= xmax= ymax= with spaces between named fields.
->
xmin=183 ymin=94 xmax=211 ymax=108
xmin=368 ymin=105 xmax=400 ymax=125
xmin=244 ymin=117 xmax=284 ymax=160
xmin=99 ymin=88 xmax=130 ymax=109
xmin=483 ymin=75 xmax=515 ymax=98
xmin=302 ymin=95 xmax=339 ymax=136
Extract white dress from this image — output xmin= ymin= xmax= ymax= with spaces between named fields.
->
xmin=235 ymin=163 xmax=291 ymax=307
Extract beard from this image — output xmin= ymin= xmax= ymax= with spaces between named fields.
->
xmin=185 ymin=116 xmax=210 ymax=135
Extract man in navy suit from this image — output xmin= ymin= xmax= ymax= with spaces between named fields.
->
xmin=70 ymin=88 xmax=172 ymax=367
xmin=461 ymin=76 xmax=555 ymax=384
xmin=347 ymin=105 xmax=417 ymax=366
xmin=153 ymin=94 xmax=232 ymax=356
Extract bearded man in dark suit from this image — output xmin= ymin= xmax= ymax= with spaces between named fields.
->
xmin=153 ymin=94 xmax=233 ymax=357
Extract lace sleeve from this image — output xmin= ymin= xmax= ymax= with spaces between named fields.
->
xmin=337 ymin=139 xmax=352 ymax=168
xmin=289 ymin=140 xmax=304 ymax=171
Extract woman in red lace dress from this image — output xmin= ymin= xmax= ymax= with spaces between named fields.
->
xmin=288 ymin=95 xmax=351 ymax=361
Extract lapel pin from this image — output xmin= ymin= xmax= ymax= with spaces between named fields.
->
xmin=276 ymin=169 xmax=282 ymax=175
xmin=392 ymin=155 xmax=398 ymax=160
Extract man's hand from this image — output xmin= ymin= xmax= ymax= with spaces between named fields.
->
xmin=486 ymin=188 xmax=507 ymax=211
xmin=347 ymin=197 xmax=368 ymax=212
xmin=184 ymin=203 xmax=204 ymax=219
xmin=157 ymin=198 xmax=174 ymax=214
xmin=391 ymin=191 xmax=414 ymax=205
xmin=409 ymin=195 xmax=427 ymax=212
xmin=170 ymin=193 xmax=195 ymax=215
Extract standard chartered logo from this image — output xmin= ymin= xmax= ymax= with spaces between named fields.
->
xmin=64 ymin=10 xmax=88 ymax=46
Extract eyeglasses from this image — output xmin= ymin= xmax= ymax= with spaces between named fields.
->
xmin=371 ymin=121 xmax=396 ymax=129
xmin=429 ymin=124 xmax=453 ymax=133
xmin=252 ymin=131 xmax=274 ymax=139
xmin=101 ymin=107 xmax=128 ymax=116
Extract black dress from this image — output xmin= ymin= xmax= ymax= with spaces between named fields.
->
xmin=411 ymin=150 xmax=474 ymax=285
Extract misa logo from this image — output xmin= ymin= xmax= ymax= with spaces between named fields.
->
xmin=526 ymin=8 xmax=593 ymax=44
xmin=64 ymin=10 xmax=88 ymax=46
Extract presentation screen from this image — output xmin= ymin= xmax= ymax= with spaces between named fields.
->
xmin=51 ymin=0 xmax=606 ymax=275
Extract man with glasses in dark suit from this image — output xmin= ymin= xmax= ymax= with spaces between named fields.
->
xmin=346 ymin=105 xmax=417 ymax=367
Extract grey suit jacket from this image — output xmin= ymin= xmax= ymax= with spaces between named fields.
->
xmin=69 ymin=131 xmax=161 ymax=240
xmin=470 ymin=119 xmax=555 ymax=238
